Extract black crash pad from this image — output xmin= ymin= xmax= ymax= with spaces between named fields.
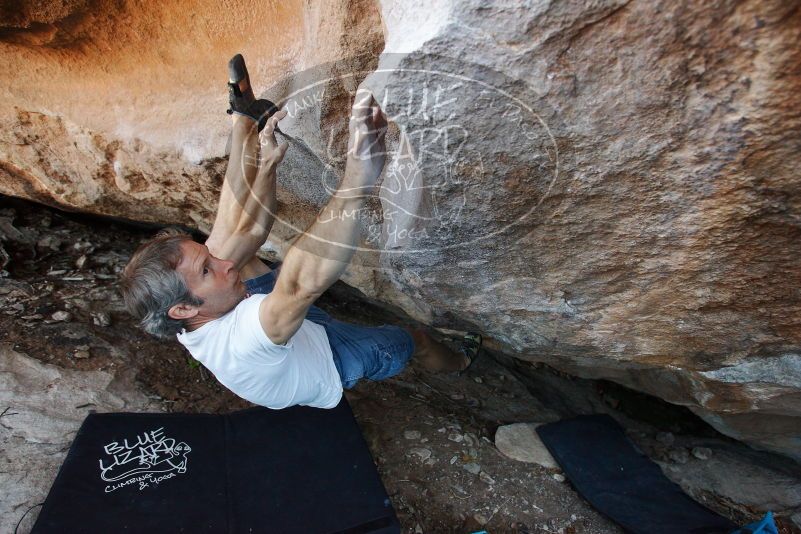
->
xmin=32 ymin=399 xmax=399 ymax=534
xmin=537 ymin=414 xmax=737 ymax=534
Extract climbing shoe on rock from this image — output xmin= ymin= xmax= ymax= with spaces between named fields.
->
xmin=458 ymin=332 xmax=483 ymax=375
xmin=227 ymin=53 xmax=255 ymax=114
xmin=227 ymin=53 xmax=279 ymax=132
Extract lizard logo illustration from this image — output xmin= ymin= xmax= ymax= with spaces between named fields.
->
xmin=98 ymin=427 xmax=192 ymax=492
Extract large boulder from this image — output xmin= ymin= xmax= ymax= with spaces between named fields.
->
xmin=1 ymin=0 xmax=799 ymax=461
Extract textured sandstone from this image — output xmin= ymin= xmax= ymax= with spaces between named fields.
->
xmin=0 ymin=345 xmax=158 ymax=533
xmin=1 ymin=0 xmax=800 ymax=460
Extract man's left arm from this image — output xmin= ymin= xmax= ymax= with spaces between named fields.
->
xmin=205 ymin=112 xmax=288 ymax=279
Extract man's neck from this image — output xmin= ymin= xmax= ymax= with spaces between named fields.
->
xmin=184 ymin=316 xmax=213 ymax=332
xmin=183 ymin=295 xmax=246 ymax=332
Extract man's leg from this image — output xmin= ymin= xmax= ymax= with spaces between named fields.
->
xmin=205 ymin=57 xmax=287 ymax=277
xmin=325 ymin=321 xmax=415 ymax=388
xmin=209 ymin=114 xmax=261 ymax=255
xmin=224 ymin=115 xmax=261 ymax=208
xmin=325 ymin=321 xmax=469 ymax=389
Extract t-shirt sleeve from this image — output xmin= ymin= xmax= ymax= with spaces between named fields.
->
xmin=232 ymin=294 xmax=294 ymax=365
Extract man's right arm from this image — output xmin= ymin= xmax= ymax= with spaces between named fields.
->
xmin=258 ymin=91 xmax=387 ymax=345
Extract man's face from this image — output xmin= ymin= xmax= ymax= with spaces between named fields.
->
xmin=173 ymin=240 xmax=247 ymax=322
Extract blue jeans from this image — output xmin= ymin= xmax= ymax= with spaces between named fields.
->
xmin=244 ymin=265 xmax=414 ymax=389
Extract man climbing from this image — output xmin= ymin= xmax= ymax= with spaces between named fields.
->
xmin=120 ymin=54 xmax=481 ymax=409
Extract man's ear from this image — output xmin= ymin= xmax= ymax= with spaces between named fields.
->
xmin=168 ymin=302 xmax=200 ymax=321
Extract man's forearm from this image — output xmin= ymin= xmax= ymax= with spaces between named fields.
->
xmin=205 ymin=111 xmax=288 ymax=277
xmin=206 ymin=165 xmax=278 ymax=269
xmin=238 ymin=163 xmax=279 ymax=238
xmin=255 ymin=93 xmax=386 ymax=345
xmin=277 ymin=171 xmax=370 ymax=297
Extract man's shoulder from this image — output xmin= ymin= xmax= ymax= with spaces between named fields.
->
xmin=233 ymin=294 xmax=295 ymax=352
xmin=226 ymin=294 xmax=269 ymax=334
xmin=179 ymin=294 xmax=265 ymax=343
xmin=237 ymin=292 xmax=268 ymax=310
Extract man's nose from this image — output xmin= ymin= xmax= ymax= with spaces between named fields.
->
xmin=220 ymin=259 xmax=235 ymax=273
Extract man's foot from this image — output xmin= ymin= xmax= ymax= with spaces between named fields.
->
xmin=226 ymin=54 xmax=280 ymax=132
xmin=408 ymin=328 xmax=482 ymax=373
xmin=227 ymin=53 xmax=255 ymax=115
xmin=457 ymin=332 xmax=482 ymax=375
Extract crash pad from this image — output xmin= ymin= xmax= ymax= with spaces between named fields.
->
xmin=536 ymin=414 xmax=736 ymax=534
xmin=31 ymin=399 xmax=399 ymax=534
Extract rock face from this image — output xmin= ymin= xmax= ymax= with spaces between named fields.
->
xmin=0 ymin=345 xmax=159 ymax=533
xmin=0 ymin=0 xmax=384 ymax=224
xmin=1 ymin=0 xmax=800 ymax=461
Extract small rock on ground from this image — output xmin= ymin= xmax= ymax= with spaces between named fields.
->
xmin=404 ymin=430 xmax=421 ymax=440
xmin=408 ymin=448 xmax=432 ymax=462
xmin=669 ymin=448 xmax=690 ymax=464
xmin=50 ymin=310 xmax=71 ymax=322
xmin=463 ymin=462 xmax=481 ymax=475
xmin=495 ymin=422 xmax=558 ymax=469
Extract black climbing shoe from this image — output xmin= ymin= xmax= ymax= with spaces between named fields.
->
xmin=227 ymin=54 xmax=280 ymax=132
xmin=227 ymin=53 xmax=255 ymax=114
xmin=458 ymin=332 xmax=483 ymax=375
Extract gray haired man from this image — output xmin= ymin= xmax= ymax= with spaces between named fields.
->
xmin=121 ymin=55 xmax=480 ymax=410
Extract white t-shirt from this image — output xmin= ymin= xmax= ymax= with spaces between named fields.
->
xmin=176 ymin=294 xmax=343 ymax=409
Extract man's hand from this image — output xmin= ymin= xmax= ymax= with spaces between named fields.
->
xmin=339 ymin=90 xmax=388 ymax=196
xmin=258 ymin=110 xmax=289 ymax=174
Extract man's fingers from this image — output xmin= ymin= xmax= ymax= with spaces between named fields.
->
xmin=262 ymin=110 xmax=287 ymax=138
xmin=259 ymin=110 xmax=288 ymax=151
xmin=263 ymin=110 xmax=287 ymax=135
xmin=256 ymin=110 xmax=289 ymax=165
xmin=351 ymin=89 xmax=376 ymax=121
xmin=346 ymin=91 xmax=388 ymax=162
xmin=350 ymin=90 xmax=387 ymax=145
xmin=271 ymin=109 xmax=287 ymax=127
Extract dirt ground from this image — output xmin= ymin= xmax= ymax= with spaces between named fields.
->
xmin=2 ymin=195 xmax=799 ymax=533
